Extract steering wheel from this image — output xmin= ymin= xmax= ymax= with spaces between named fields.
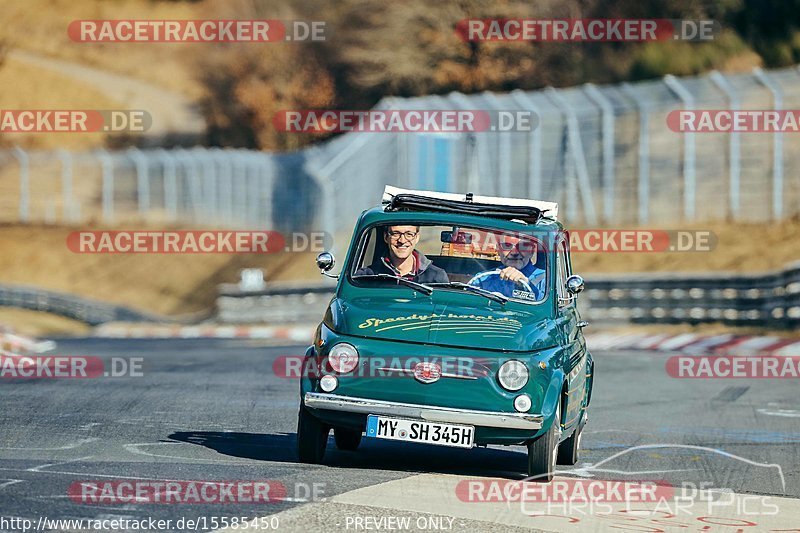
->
xmin=482 ymin=271 xmax=534 ymax=293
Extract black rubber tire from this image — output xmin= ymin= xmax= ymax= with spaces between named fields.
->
xmin=557 ymin=415 xmax=585 ymax=466
xmin=526 ymin=403 xmax=561 ymax=482
xmin=296 ymin=404 xmax=328 ymax=464
xmin=333 ymin=427 xmax=363 ymax=451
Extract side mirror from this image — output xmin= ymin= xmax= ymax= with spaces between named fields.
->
xmin=566 ymin=274 xmax=585 ymax=295
xmin=316 ymin=252 xmax=335 ymax=272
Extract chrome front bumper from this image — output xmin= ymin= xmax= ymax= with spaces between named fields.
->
xmin=304 ymin=392 xmax=543 ymax=430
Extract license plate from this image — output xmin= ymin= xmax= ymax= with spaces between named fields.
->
xmin=366 ymin=415 xmax=474 ymax=448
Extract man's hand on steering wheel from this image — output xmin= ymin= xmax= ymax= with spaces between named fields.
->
xmin=497 ymin=267 xmax=533 ymax=292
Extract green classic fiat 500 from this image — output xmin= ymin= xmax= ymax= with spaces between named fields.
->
xmin=297 ymin=187 xmax=593 ymax=481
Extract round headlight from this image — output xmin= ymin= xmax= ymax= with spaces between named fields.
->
xmin=319 ymin=375 xmax=338 ymax=392
xmin=498 ymin=360 xmax=529 ymax=391
xmin=328 ymin=343 xmax=359 ymax=374
xmin=514 ymin=394 xmax=532 ymax=413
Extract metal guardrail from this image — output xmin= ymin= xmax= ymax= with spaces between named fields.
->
xmin=216 ymin=264 xmax=800 ymax=329
xmin=3 ymin=265 xmax=797 ymax=329
xmin=582 ymin=263 xmax=800 ymax=328
xmin=0 ymin=284 xmax=163 ymax=326
xmin=216 ymin=281 xmax=334 ymax=324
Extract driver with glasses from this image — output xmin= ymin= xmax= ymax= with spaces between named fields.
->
xmin=468 ymin=234 xmax=546 ymax=300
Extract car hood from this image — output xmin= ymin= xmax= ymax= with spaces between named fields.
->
xmin=326 ymin=293 xmax=558 ymax=352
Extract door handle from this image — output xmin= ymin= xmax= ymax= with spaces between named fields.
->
xmin=577 ymin=320 xmax=589 ymax=328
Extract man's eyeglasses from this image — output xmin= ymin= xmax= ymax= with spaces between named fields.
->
xmin=498 ymin=240 xmax=536 ymax=252
xmin=387 ymin=230 xmax=419 ymax=241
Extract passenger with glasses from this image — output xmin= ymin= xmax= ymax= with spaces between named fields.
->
xmin=468 ymin=234 xmax=546 ymax=301
xmin=355 ymin=225 xmax=449 ymax=283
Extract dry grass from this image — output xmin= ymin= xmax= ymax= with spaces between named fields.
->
xmin=0 ymin=307 xmax=91 ymax=337
xmin=0 ymin=0 xmax=202 ymax=99
xmin=0 ymin=57 xmax=122 ymax=150
xmin=0 ymin=222 xmax=320 ymax=317
xmin=571 ymin=217 xmax=800 ymax=274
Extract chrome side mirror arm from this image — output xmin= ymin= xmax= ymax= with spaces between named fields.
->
xmin=566 ymin=274 xmax=585 ymax=295
xmin=316 ymin=252 xmax=339 ymax=279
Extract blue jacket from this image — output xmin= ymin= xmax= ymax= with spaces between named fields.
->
xmin=468 ymin=262 xmax=546 ymax=300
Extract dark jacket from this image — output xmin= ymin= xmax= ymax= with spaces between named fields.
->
xmin=355 ymin=251 xmax=449 ymax=284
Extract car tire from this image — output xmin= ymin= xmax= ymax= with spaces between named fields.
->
xmin=296 ymin=404 xmax=328 ymax=463
xmin=557 ymin=414 xmax=585 ymax=466
xmin=526 ymin=402 xmax=561 ymax=482
xmin=334 ymin=427 xmax=362 ymax=451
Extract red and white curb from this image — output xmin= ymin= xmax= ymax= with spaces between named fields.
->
xmin=0 ymin=332 xmax=57 ymax=355
xmin=587 ymin=331 xmax=800 ymax=356
xmin=93 ymin=323 xmax=315 ymax=343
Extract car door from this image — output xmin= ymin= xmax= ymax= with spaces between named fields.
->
xmin=555 ymin=235 xmax=587 ymax=430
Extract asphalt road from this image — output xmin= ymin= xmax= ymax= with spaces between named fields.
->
xmin=1 ymin=338 xmax=799 ymax=532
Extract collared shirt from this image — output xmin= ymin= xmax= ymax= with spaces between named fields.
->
xmin=468 ymin=262 xmax=547 ymax=300
xmin=380 ymin=251 xmax=419 ymax=280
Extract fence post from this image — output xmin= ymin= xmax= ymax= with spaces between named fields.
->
xmin=663 ymin=74 xmax=696 ymax=221
xmin=58 ymin=150 xmax=75 ymax=222
xmin=12 ymin=147 xmax=30 ymax=222
xmin=484 ymin=92 xmax=512 ymax=196
xmin=157 ymin=149 xmax=178 ymax=221
xmin=218 ymin=149 xmax=234 ymax=225
xmin=181 ymin=149 xmax=204 ymax=221
xmin=621 ymin=83 xmax=650 ymax=225
xmin=511 ymin=90 xmax=543 ymax=200
xmin=245 ymin=153 xmax=261 ymax=227
xmin=233 ymin=151 xmax=249 ymax=228
xmin=450 ymin=92 xmax=490 ymax=193
xmin=582 ymin=84 xmax=616 ymax=223
xmin=709 ymin=71 xmax=741 ymax=219
xmin=307 ymin=130 xmax=372 ymax=254
xmin=546 ymin=87 xmax=598 ymax=224
xmin=98 ymin=149 xmax=114 ymax=222
xmin=128 ymin=147 xmax=150 ymax=216
xmin=753 ymin=67 xmax=784 ymax=220
xmin=199 ymin=147 xmax=218 ymax=223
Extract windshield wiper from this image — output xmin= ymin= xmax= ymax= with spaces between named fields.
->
xmin=428 ymin=282 xmax=508 ymax=304
xmin=352 ymin=274 xmax=433 ymax=295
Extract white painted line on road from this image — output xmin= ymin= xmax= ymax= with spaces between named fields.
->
xmin=0 ymin=438 xmax=99 ymax=451
xmin=28 ymin=456 xmax=94 ymax=472
xmin=0 ymin=479 xmax=24 ymax=490
xmin=122 ymin=442 xmax=260 ymax=464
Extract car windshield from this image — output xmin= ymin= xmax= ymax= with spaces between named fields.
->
xmin=350 ymin=223 xmax=548 ymax=304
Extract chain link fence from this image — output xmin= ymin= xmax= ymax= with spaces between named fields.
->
xmin=2 ymin=66 xmax=799 ymax=244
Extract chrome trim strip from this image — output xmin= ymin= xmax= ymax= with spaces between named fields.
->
xmin=376 ymin=367 xmax=478 ymax=380
xmin=304 ymin=392 xmax=543 ymax=430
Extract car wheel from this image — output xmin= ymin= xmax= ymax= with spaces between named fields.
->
xmin=557 ymin=413 xmax=585 ymax=466
xmin=296 ymin=404 xmax=328 ymax=463
xmin=526 ymin=402 xmax=561 ymax=482
xmin=334 ymin=427 xmax=362 ymax=451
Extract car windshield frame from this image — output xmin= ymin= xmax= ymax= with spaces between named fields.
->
xmin=346 ymin=220 xmax=551 ymax=306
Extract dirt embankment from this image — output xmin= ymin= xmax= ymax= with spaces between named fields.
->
xmin=0 ymin=219 xmax=797 ymax=321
